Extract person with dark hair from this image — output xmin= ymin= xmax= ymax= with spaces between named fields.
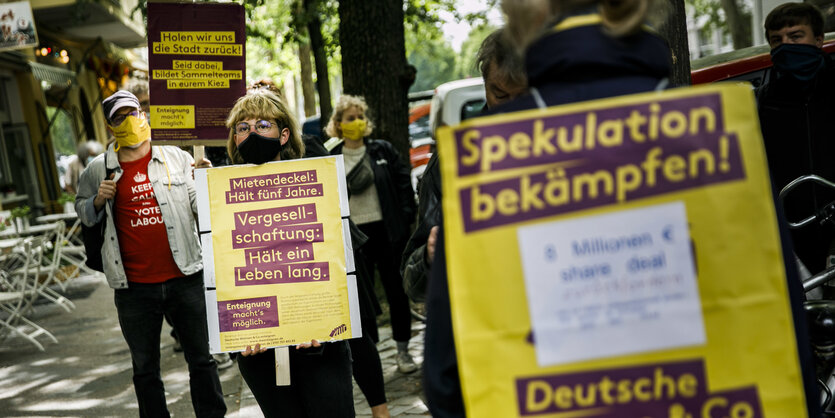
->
xmin=400 ymin=27 xmax=528 ymax=304
xmin=765 ymin=2 xmax=824 ymax=47
xmin=75 ymin=90 xmax=225 ymax=418
xmin=757 ymin=2 xmax=835 ymax=277
xmin=476 ymin=28 xmax=528 ymax=109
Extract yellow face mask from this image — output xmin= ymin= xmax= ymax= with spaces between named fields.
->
xmin=111 ymin=114 xmax=150 ymax=151
xmin=341 ymin=119 xmax=367 ymax=141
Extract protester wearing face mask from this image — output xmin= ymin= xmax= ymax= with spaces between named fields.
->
xmin=326 ymin=95 xmax=418 ymax=375
xmin=74 ymin=90 xmax=224 ymax=418
xmin=757 ymin=2 xmax=835 ymax=276
xmin=400 ymin=27 xmax=527 ymax=306
xmin=225 ymin=89 xmax=356 ymax=418
xmin=238 ymin=81 xmax=395 ymax=417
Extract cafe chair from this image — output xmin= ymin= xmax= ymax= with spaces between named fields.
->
xmin=0 ymin=240 xmax=58 ymax=351
xmin=11 ymin=224 xmax=76 ymax=314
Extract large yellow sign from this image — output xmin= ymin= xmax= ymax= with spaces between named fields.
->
xmin=437 ymin=84 xmax=807 ymax=417
xmin=197 ymin=156 xmax=360 ymax=352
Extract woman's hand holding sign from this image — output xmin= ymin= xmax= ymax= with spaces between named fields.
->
xmin=241 ymin=343 xmax=268 ymax=357
xmin=296 ymin=339 xmax=321 ymax=350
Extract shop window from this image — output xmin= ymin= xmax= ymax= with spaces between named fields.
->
xmin=0 ymin=124 xmax=36 ymax=208
xmin=0 ymin=78 xmax=10 ymax=125
xmin=46 ymin=106 xmax=77 ymax=191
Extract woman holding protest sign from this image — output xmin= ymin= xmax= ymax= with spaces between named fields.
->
xmin=225 ymin=89 xmax=355 ymax=417
xmin=326 ymin=95 xmax=418 ymax=376
xmin=245 ymin=82 xmax=394 ymax=418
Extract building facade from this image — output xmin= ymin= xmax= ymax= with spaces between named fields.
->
xmin=0 ymin=0 xmax=145 ymax=215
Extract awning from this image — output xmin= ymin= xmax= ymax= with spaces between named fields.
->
xmin=29 ymin=61 xmax=76 ymax=87
xmin=32 ymin=2 xmax=145 ymax=49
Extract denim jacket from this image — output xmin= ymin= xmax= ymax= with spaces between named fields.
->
xmin=75 ymin=144 xmax=202 ymax=289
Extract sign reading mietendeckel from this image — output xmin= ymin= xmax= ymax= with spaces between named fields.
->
xmin=195 ymin=156 xmax=362 ymax=353
xmin=147 ymin=2 xmax=245 ymax=143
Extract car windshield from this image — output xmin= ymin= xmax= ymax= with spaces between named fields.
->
xmin=461 ymin=99 xmax=486 ymax=122
xmin=409 ymin=114 xmax=431 ymax=143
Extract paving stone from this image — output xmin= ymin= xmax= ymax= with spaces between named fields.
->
xmin=0 ymin=273 xmax=430 ymax=416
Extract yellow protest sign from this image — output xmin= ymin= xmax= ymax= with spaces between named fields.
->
xmin=437 ymin=83 xmax=807 ymax=417
xmin=196 ymin=156 xmax=360 ymax=352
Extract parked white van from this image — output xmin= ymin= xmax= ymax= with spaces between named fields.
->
xmin=428 ymin=78 xmax=486 ymax=137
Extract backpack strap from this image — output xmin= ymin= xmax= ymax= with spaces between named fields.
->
xmin=101 ymin=152 xmax=115 ymax=216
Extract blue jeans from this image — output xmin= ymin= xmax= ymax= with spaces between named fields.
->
xmin=114 ymin=271 xmax=226 ymax=418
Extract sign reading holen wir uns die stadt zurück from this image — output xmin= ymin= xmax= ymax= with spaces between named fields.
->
xmin=147 ymin=2 xmax=245 ymax=142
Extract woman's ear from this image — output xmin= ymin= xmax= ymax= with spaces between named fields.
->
xmin=280 ymin=127 xmax=290 ymax=145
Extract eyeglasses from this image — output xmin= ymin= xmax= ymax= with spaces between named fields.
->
xmin=235 ymin=120 xmax=276 ymax=135
xmin=111 ymin=110 xmax=140 ymax=126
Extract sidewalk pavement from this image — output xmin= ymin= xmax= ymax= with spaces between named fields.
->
xmin=0 ymin=273 xmax=430 ymax=417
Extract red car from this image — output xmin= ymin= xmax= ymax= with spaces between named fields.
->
xmin=691 ymin=34 xmax=835 ymax=85
xmin=408 ymin=102 xmax=432 ymax=185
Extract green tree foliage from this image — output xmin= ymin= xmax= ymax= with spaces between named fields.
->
xmin=456 ymin=24 xmax=497 ymax=79
xmin=691 ymin=0 xmax=723 ymax=35
xmin=46 ymin=107 xmax=77 ymax=157
xmin=690 ymin=0 xmax=752 ymax=50
xmin=288 ymin=0 xmax=342 ymax=75
xmin=243 ymin=0 xmax=299 ymax=88
xmin=406 ymin=21 xmax=458 ymax=92
xmin=243 ymin=0 xmax=341 ymax=93
xmin=405 ymin=2 xmax=499 ymax=93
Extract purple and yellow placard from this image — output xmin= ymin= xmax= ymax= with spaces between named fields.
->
xmin=147 ymin=2 xmax=245 ymax=143
xmin=436 ymin=83 xmax=808 ymax=417
xmin=195 ymin=156 xmax=361 ymax=352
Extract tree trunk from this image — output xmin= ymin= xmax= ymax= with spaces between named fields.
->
xmin=298 ymin=34 xmax=317 ymax=118
xmin=720 ymin=0 xmax=752 ymax=49
xmin=338 ymin=0 xmax=410 ymax=161
xmin=305 ymin=0 xmax=332 ymax=132
xmin=659 ymin=0 xmax=692 ymax=86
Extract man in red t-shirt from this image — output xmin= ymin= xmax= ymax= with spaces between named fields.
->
xmin=81 ymin=91 xmax=226 ymax=417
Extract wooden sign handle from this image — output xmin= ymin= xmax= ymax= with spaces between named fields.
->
xmin=275 ymin=347 xmax=290 ymax=386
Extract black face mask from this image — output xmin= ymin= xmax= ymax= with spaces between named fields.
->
xmin=237 ymin=132 xmax=283 ymax=164
xmin=771 ymin=43 xmax=826 ymax=82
